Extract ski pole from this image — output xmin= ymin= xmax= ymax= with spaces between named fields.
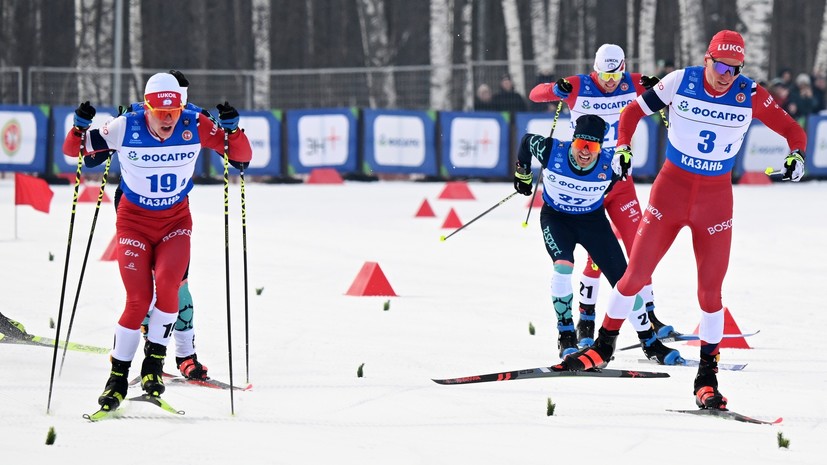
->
xmin=222 ymin=129 xmax=236 ymax=415
xmin=47 ymin=136 xmax=85 ymax=414
xmin=523 ymin=100 xmax=563 ymax=228
xmin=239 ymin=167 xmax=251 ymax=384
xmin=440 ymin=192 xmax=519 ymax=242
xmin=59 ymin=156 xmax=112 ymax=375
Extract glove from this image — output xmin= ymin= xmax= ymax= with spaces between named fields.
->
xmin=552 ymin=78 xmax=573 ymax=99
xmin=513 ymin=163 xmax=533 ymax=196
xmin=229 ymin=160 xmax=249 ymax=171
xmin=640 ymin=75 xmax=660 ymax=90
xmin=74 ymin=101 xmax=96 ymax=130
xmin=783 ymin=150 xmax=805 ymax=182
xmin=168 ymin=69 xmax=189 ymax=88
xmin=612 ymin=145 xmax=633 ymax=179
xmin=216 ymin=101 xmax=240 ymax=133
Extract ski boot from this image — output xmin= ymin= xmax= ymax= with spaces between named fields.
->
xmin=576 ymin=303 xmax=596 ymax=348
xmin=556 ymin=319 xmax=578 ymax=358
xmin=98 ymin=358 xmax=130 ymax=411
xmin=141 ymin=341 xmax=167 ymax=396
xmin=694 ymin=352 xmax=727 ymax=409
xmin=560 ymin=327 xmax=618 ymax=370
xmin=177 ymin=354 xmax=209 ymax=380
xmin=639 ymin=329 xmax=684 ymax=365
xmin=646 ymin=304 xmax=675 ymax=339
xmin=0 ymin=312 xmax=28 ymax=339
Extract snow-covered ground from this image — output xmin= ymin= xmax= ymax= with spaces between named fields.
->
xmin=1 ymin=177 xmax=825 ymax=464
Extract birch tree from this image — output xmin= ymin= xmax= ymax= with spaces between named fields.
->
xmin=252 ymin=0 xmax=271 ymax=109
xmin=626 ymin=0 xmax=636 ymax=63
xmin=637 ymin=0 xmax=657 ymax=75
xmin=356 ymin=0 xmax=396 ymax=108
xmin=75 ymin=0 xmax=114 ymax=103
xmin=128 ymin=0 xmax=142 ymax=104
xmin=429 ymin=0 xmax=453 ymax=110
xmin=501 ymin=0 xmax=525 ymax=95
xmin=678 ymin=0 xmax=705 ymax=68
xmin=460 ymin=0 xmax=474 ymax=110
xmin=530 ymin=0 xmax=560 ymax=78
xmin=735 ymin=0 xmax=772 ymax=81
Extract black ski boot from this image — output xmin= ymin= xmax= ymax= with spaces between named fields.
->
xmin=141 ymin=341 xmax=166 ymax=396
xmin=646 ymin=304 xmax=675 ymax=338
xmin=557 ymin=319 xmax=578 ymax=358
xmin=638 ymin=329 xmax=684 ymax=365
xmin=177 ymin=354 xmax=209 ymax=380
xmin=694 ymin=352 xmax=728 ymax=409
xmin=98 ymin=358 xmax=130 ymax=411
xmin=561 ymin=327 xmax=618 ymax=370
xmin=576 ymin=303 xmax=596 ymax=348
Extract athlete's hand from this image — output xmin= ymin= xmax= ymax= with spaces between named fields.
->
xmin=783 ymin=150 xmax=805 ymax=182
xmin=216 ymin=101 xmax=240 ymax=133
xmin=640 ymin=75 xmax=660 ymax=90
xmin=229 ymin=160 xmax=249 ymax=171
xmin=168 ymin=69 xmax=189 ymax=88
xmin=74 ymin=101 xmax=96 ymax=130
xmin=553 ymin=78 xmax=573 ymax=100
xmin=513 ymin=163 xmax=533 ymax=196
xmin=612 ymin=145 xmax=633 ymax=179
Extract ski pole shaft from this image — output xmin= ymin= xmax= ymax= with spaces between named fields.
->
xmin=222 ymin=130 xmax=235 ymax=415
xmin=523 ymin=100 xmax=563 ymax=227
xmin=239 ymin=168 xmax=251 ymax=384
xmin=47 ymin=137 xmax=85 ymax=414
xmin=440 ymin=192 xmax=518 ymax=242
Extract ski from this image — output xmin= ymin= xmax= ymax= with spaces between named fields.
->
xmin=128 ymin=372 xmax=252 ymax=391
xmin=433 ymin=365 xmax=670 ymax=385
xmin=667 ymin=408 xmax=782 ymax=425
xmin=638 ymin=358 xmax=747 ymax=371
xmin=0 ymin=332 xmax=109 ymax=354
xmin=618 ymin=330 xmax=761 ymax=352
xmin=83 ymin=394 xmax=184 ymax=421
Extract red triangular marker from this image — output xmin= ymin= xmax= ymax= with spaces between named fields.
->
xmin=437 ymin=181 xmax=475 ymax=200
xmin=687 ymin=307 xmax=751 ymax=349
xmin=345 ymin=261 xmax=397 ymax=296
xmin=526 ymin=188 xmax=544 ymax=208
xmin=738 ymin=172 xmax=771 ymax=185
xmin=441 ymin=208 xmax=463 ymax=229
xmin=101 ymin=235 xmax=118 ymax=261
xmin=307 ymin=168 xmax=344 ymax=184
xmin=78 ymin=185 xmax=111 ymax=203
xmin=415 ymin=199 xmax=436 ymax=217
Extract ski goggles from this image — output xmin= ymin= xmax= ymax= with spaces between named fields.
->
xmin=597 ymin=71 xmax=623 ymax=81
xmin=572 ymin=138 xmax=602 ymax=153
xmin=144 ymin=100 xmax=183 ymax=120
xmin=710 ymin=56 xmax=743 ymax=76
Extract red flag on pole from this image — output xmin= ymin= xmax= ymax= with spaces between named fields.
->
xmin=14 ymin=172 xmax=54 ymax=214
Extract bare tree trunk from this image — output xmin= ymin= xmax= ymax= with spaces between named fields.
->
xmin=461 ymin=0 xmax=474 ymax=111
xmin=252 ymin=0 xmax=271 ymax=109
xmin=530 ymin=0 xmax=560 ymax=77
xmin=501 ymin=0 xmax=525 ymax=95
xmin=637 ymin=0 xmax=657 ymax=75
xmin=678 ymin=0 xmax=705 ymax=68
xmin=429 ymin=0 xmax=453 ymax=110
xmin=75 ymin=0 xmax=115 ymax=103
xmin=128 ymin=0 xmax=142 ymax=103
xmin=627 ymin=0 xmax=636 ymax=62
xmin=356 ymin=0 xmax=396 ymax=108
xmin=736 ymin=0 xmax=773 ymax=81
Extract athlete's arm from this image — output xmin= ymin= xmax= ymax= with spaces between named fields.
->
xmin=529 ymin=75 xmax=582 ymax=108
xmin=197 ymin=112 xmax=253 ymax=163
xmin=751 ymin=84 xmax=807 ymax=152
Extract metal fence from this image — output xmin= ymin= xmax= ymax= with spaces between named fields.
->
xmin=2 ymin=58 xmax=638 ymax=111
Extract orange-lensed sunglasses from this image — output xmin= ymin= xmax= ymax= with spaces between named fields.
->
xmin=598 ymin=71 xmax=623 ymax=81
xmin=572 ymin=138 xmax=602 ymax=152
xmin=144 ymin=100 xmax=183 ymax=120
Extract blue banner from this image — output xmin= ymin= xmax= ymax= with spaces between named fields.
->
xmin=206 ymin=110 xmax=282 ymax=176
xmin=285 ymin=108 xmax=358 ymax=174
xmin=734 ymin=120 xmax=792 ymax=178
xmin=439 ymin=111 xmax=509 ymax=177
xmin=0 ymin=105 xmax=49 ymax=173
xmin=362 ymin=109 xmax=437 ymax=175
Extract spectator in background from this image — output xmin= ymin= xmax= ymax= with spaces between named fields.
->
xmin=491 ymin=74 xmax=528 ymax=113
xmin=776 ymin=68 xmax=794 ymax=90
xmin=531 ymin=67 xmax=556 ymax=112
xmin=786 ymin=73 xmax=819 ymax=126
xmin=811 ymin=72 xmax=827 ymax=113
xmin=657 ymin=59 xmax=675 ymax=79
xmin=474 ymin=84 xmax=496 ymax=111
xmin=768 ymin=79 xmax=790 ymax=109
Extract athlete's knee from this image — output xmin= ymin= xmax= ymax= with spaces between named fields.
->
xmin=697 ymin=288 xmax=723 ymax=312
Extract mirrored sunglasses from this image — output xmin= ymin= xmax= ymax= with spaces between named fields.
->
xmin=144 ymin=100 xmax=183 ymax=120
xmin=572 ymin=138 xmax=601 ymax=152
xmin=598 ymin=71 xmax=623 ymax=81
xmin=710 ymin=57 xmax=742 ymax=76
